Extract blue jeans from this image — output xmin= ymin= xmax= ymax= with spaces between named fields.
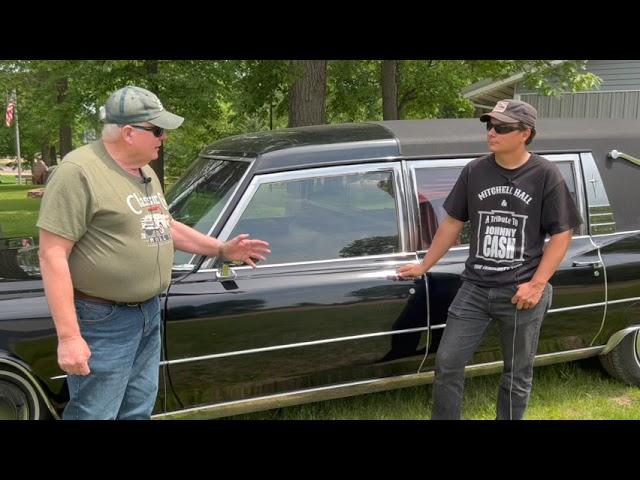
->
xmin=431 ymin=281 xmax=552 ymax=420
xmin=63 ymin=296 xmax=161 ymax=420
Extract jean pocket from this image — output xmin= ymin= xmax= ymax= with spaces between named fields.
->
xmin=447 ymin=282 xmax=475 ymax=317
xmin=75 ymin=300 xmax=116 ymax=323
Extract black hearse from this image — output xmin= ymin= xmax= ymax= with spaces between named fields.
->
xmin=1 ymin=118 xmax=639 ymax=419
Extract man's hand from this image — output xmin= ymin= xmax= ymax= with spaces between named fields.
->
xmin=511 ymin=281 xmax=546 ymax=310
xmin=221 ymin=234 xmax=271 ymax=268
xmin=57 ymin=336 xmax=91 ymax=376
xmin=396 ymin=263 xmax=426 ymax=280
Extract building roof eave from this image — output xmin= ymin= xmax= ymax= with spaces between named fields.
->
xmin=462 ymin=60 xmax=567 ymax=100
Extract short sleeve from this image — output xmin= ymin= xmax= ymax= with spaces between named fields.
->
xmin=443 ymin=165 xmax=469 ymax=222
xmin=541 ymin=179 xmax=583 ymax=235
xmin=36 ymin=162 xmax=96 ymax=241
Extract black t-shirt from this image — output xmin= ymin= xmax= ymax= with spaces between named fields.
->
xmin=443 ymin=153 xmax=582 ymax=287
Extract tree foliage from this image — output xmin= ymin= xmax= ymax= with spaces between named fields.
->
xmin=0 ymin=60 xmax=600 ymax=180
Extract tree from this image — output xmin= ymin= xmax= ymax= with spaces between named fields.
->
xmin=288 ymin=60 xmax=327 ymax=127
xmin=327 ymin=60 xmax=380 ymax=122
xmin=226 ymin=60 xmax=291 ymax=132
xmin=381 ymin=60 xmax=399 ymax=120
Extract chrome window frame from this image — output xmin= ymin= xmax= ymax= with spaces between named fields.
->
xmin=171 ymin=157 xmax=254 ymax=270
xmin=407 ymin=157 xmax=475 ymax=253
xmin=201 ymin=163 xmax=407 ymax=270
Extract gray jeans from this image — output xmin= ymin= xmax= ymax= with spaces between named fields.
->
xmin=431 ymin=281 xmax=552 ymax=420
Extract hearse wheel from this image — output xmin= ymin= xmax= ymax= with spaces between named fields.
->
xmin=0 ymin=372 xmax=46 ymax=420
xmin=600 ymin=330 xmax=640 ymax=386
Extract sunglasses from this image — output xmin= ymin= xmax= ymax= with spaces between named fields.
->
xmin=129 ymin=124 xmax=165 ymax=138
xmin=485 ymin=122 xmax=523 ymax=135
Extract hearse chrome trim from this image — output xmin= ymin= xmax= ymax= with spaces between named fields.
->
xmin=200 ymin=252 xmax=421 ymax=272
xmin=161 ymin=327 xmax=431 ymax=366
xmin=152 ymin=346 xmax=604 ymax=420
xmin=601 ymin=326 xmax=640 ymax=355
xmin=547 ymin=296 xmax=640 ymax=313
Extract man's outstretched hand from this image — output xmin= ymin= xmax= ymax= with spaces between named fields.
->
xmin=221 ymin=234 xmax=271 ymax=268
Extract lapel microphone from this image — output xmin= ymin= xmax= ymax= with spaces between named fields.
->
xmin=139 ymin=168 xmax=152 ymax=184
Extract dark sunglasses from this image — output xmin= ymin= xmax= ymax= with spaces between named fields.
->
xmin=129 ymin=124 xmax=165 ymax=138
xmin=486 ymin=122 xmax=523 ymax=135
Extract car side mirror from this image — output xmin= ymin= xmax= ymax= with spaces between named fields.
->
xmin=214 ymin=262 xmax=239 ymax=290
xmin=215 ymin=262 xmax=237 ymax=281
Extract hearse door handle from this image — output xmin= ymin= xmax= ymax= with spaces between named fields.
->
xmin=572 ymin=260 xmax=602 ymax=268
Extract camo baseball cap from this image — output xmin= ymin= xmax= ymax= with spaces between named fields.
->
xmin=99 ymin=85 xmax=184 ymax=129
xmin=480 ymin=99 xmax=537 ymax=128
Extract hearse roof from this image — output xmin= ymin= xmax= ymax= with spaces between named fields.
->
xmin=199 ymin=118 xmax=640 ymax=174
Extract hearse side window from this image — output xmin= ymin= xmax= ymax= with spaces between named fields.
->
xmin=227 ymin=170 xmax=400 ymax=265
xmin=414 ymin=166 xmax=471 ymax=249
xmin=554 ymin=161 xmax=581 ymax=235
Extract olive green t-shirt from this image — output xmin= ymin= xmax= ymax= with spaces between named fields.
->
xmin=37 ymin=140 xmax=174 ymax=302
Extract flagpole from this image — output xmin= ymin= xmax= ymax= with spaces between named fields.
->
xmin=13 ymin=90 xmax=22 ymax=185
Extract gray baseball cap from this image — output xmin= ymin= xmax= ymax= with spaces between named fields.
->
xmin=99 ymin=85 xmax=184 ymax=129
xmin=480 ymin=99 xmax=537 ymax=128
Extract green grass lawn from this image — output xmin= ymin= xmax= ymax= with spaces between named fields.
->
xmin=227 ymin=359 xmax=640 ymax=420
xmin=0 ymin=184 xmax=42 ymax=239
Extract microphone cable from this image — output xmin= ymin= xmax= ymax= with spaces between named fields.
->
xmin=143 ymin=172 xmax=183 ymax=411
xmin=505 ymin=174 xmax=518 ymax=421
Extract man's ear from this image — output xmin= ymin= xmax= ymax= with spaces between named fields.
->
xmin=121 ymin=125 xmax=134 ymax=144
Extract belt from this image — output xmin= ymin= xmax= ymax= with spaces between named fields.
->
xmin=73 ymin=289 xmax=146 ymax=307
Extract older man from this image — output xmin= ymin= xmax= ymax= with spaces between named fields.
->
xmin=37 ymin=86 xmax=270 ymax=419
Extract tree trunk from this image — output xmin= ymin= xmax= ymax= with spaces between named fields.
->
xmin=50 ymin=145 xmax=57 ymax=165
xmin=59 ymin=124 xmax=72 ymax=157
xmin=269 ymin=103 xmax=273 ymax=130
xmin=381 ymin=60 xmax=399 ymax=120
xmin=145 ymin=60 xmax=164 ymax=189
xmin=41 ymin=141 xmax=50 ymax=166
xmin=288 ymin=60 xmax=327 ymax=127
xmin=58 ymin=78 xmax=73 ymax=157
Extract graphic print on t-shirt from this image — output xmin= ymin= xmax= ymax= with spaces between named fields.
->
xmin=476 ymin=209 xmax=527 ymax=263
xmin=140 ymin=208 xmax=172 ymax=245
xmin=126 ymin=190 xmax=173 ymax=246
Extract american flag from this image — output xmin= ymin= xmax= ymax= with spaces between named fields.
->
xmin=5 ymin=95 xmax=15 ymax=128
